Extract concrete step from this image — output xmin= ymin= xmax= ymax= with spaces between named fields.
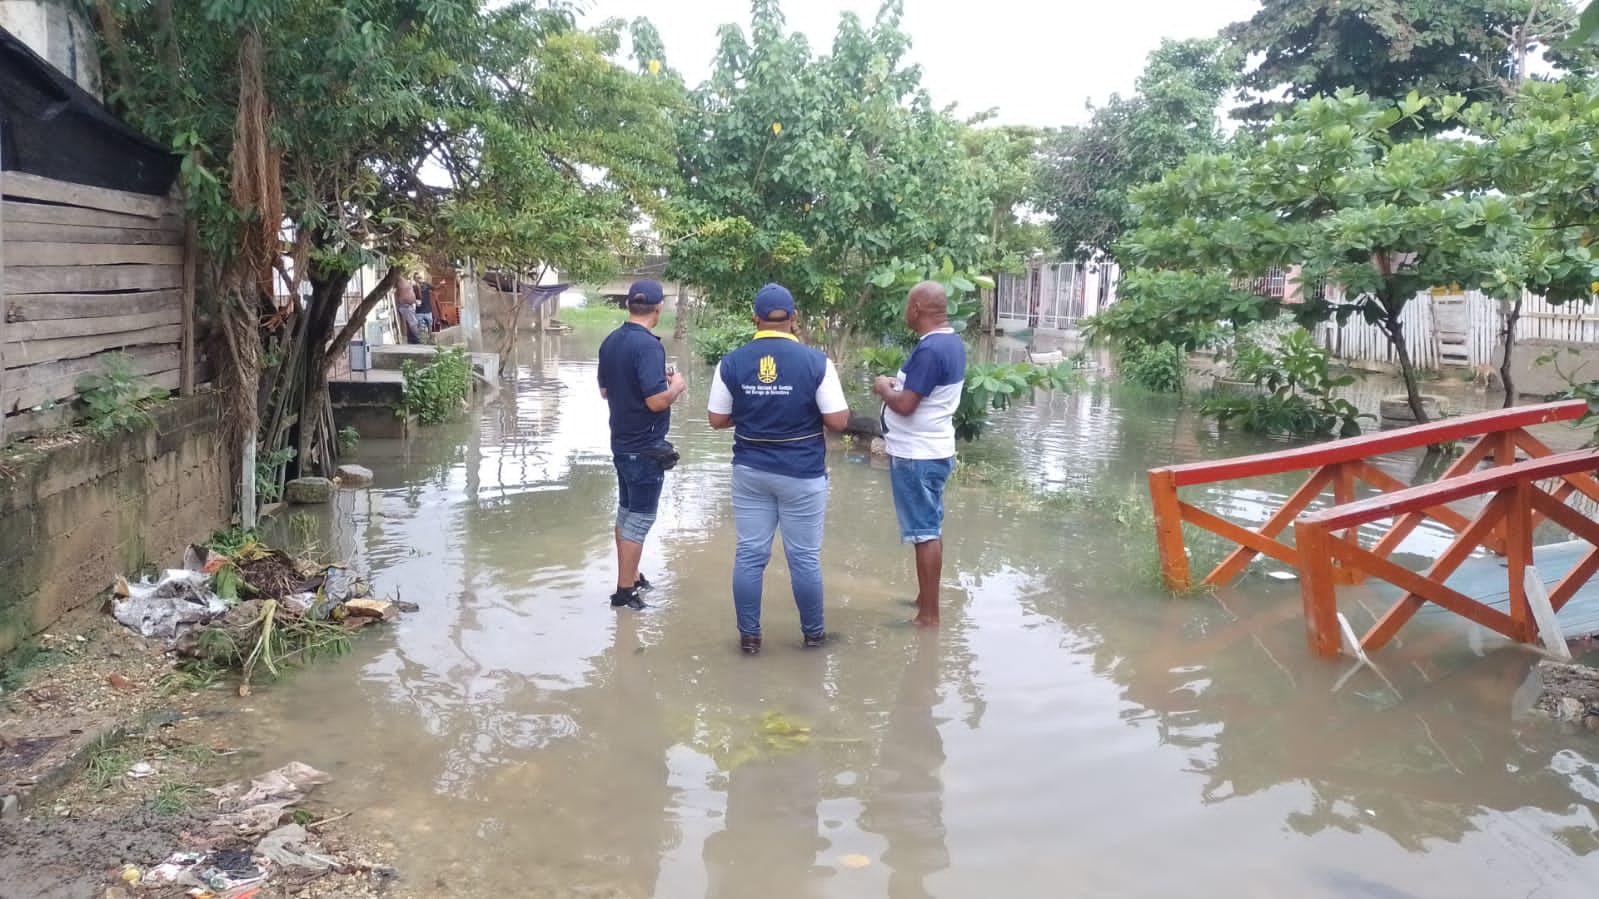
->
xmin=369 ymin=344 xmax=500 ymax=379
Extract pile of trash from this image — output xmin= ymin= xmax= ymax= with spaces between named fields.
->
xmin=124 ymin=762 xmax=363 ymax=898
xmin=109 ymin=537 xmax=414 ymax=682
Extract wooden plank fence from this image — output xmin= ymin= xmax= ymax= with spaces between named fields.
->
xmin=0 ymin=171 xmax=194 ymax=440
xmin=1315 ymin=288 xmax=1599 ymax=373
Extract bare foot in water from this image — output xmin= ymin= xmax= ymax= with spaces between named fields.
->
xmin=912 ymin=614 xmax=939 ymax=627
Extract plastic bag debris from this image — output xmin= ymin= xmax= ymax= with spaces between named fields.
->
xmin=305 ymin=566 xmax=373 ymax=620
xmin=256 ymin=823 xmax=341 ymax=871
xmin=208 ymin=762 xmax=332 ymax=836
xmin=112 ymin=570 xmax=229 ymax=641
xmin=143 ymin=851 xmax=205 ymax=884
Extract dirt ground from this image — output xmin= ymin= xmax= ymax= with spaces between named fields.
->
xmin=1 ymin=611 xmax=403 ymax=899
xmin=1535 ymin=659 xmax=1599 ymax=729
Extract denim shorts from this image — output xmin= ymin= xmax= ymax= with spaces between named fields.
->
xmin=889 ymin=455 xmax=955 ymax=544
xmin=614 ymin=453 xmax=666 ymax=543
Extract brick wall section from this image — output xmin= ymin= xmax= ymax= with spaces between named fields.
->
xmin=0 ymin=394 xmax=229 ymax=653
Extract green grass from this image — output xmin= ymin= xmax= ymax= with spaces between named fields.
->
xmin=151 ymin=783 xmax=200 ymax=815
xmin=86 ymin=737 xmax=133 ymax=789
xmin=158 ymin=659 xmax=228 ymax=695
xmin=555 ymin=303 xmax=678 ymax=334
xmin=161 ymin=742 xmax=217 ymax=766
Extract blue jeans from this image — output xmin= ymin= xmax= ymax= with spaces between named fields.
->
xmin=890 ymin=455 xmax=955 ymax=544
xmin=731 ymin=464 xmax=828 ymax=637
xmin=614 ymin=453 xmax=666 ymax=543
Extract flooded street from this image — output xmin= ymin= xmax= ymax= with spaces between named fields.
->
xmin=230 ymin=328 xmax=1599 ymax=898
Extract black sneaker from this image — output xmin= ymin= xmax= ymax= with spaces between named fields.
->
xmin=803 ymin=631 xmax=827 ymax=648
xmin=634 ymin=573 xmax=653 ymax=593
xmin=740 ymin=634 xmax=762 ymax=655
xmin=610 ymin=587 xmax=646 ymax=610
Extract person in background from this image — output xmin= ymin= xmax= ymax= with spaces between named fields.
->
xmin=873 ymin=281 xmax=966 ymax=627
xmin=707 ymin=283 xmax=850 ymax=655
xmin=597 ymin=280 xmax=686 ymax=611
xmin=415 ymin=274 xmax=435 ymax=337
xmin=394 ymin=274 xmax=422 ymax=344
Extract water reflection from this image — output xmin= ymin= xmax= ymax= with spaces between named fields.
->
xmin=861 ymin=632 xmax=948 ymax=899
xmin=230 ymin=328 xmax=1599 ymax=898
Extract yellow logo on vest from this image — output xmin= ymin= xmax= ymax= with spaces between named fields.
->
xmin=758 ymin=355 xmax=778 ymax=384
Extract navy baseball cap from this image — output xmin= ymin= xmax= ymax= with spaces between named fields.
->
xmin=754 ymin=283 xmax=795 ymax=321
xmin=628 ymin=280 xmax=665 ymax=305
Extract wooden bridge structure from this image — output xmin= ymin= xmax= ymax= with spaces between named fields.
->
xmin=1147 ymin=399 xmax=1599 ymax=658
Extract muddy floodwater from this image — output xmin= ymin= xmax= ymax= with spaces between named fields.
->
xmin=235 ymin=329 xmax=1599 ymax=897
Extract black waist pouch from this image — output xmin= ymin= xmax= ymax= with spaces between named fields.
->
xmin=643 ymin=441 xmax=680 ymax=471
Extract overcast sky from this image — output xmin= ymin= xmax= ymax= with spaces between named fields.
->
xmin=581 ymin=0 xmax=1263 ymax=128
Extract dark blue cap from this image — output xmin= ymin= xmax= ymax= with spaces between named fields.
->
xmin=628 ymin=280 xmax=665 ymax=305
xmin=754 ymin=283 xmax=795 ymax=321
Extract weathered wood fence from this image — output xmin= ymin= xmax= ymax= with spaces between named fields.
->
xmin=0 ymin=171 xmax=196 ymax=440
xmin=1315 ymin=288 xmax=1599 ymax=373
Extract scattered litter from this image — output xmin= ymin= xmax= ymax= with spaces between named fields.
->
xmin=109 ymin=540 xmax=411 ymax=657
xmin=343 ymin=599 xmax=396 ymax=621
xmin=1267 ymin=570 xmax=1298 ymax=581
xmin=838 ymin=854 xmax=871 ymax=869
xmin=128 ymin=762 xmax=157 ymax=779
xmin=144 ymin=851 xmax=206 ymax=884
xmin=257 ymin=823 xmax=341 ymax=871
xmin=208 ymin=762 xmax=332 ymax=836
xmin=112 ymin=570 xmax=229 ymax=642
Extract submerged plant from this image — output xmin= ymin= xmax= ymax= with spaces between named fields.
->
xmin=956 ymin=361 xmax=1085 ymax=442
xmin=1198 ymin=327 xmax=1369 ymax=438
xmin=1118 ymin=341 xmax=1186 ymax=394
xmin=691 ymin=314 xmax=757 ymax=366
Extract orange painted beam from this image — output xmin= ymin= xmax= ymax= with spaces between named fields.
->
xmin=1153 ymin=399 xmax=1586 ymax=489
xmin=1301 ymin=449 xmax=1599 ymax=533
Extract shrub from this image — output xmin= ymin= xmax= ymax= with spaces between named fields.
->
xmin=77 ymin=352 xmax=167 ymax=435
xmin=692 ymin=314 xmax=757 ymax=365
xmin=1198 ymin=327 xmax=1368 ymax=437
xmin=857 ymin=345 xmax=908 ymax=378
xmin=1119 ymin=341 xmax=1186 ymax=393
xmin=956 ymin=361 xmax=1084 ymax=442
xmin=400 ymin=346 xmax=473 ymax=424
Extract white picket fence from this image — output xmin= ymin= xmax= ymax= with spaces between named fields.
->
xmin=1314 ymin=289 xmax=1598 ymax=372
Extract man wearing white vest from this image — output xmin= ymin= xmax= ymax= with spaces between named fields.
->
xmin=708 ymin=284 xmax=851 ymax=655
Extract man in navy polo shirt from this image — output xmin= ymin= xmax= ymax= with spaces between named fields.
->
xmin=598 ymin=279 xmax=686 ymax=610
xmin=707 ymin=283 xmax=850 ymax=654
xmin=873 ymin=281 xmax=967 ymax=627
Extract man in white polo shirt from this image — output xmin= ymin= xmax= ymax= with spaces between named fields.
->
xmin=873 ymin=281 xmax=967 ymax=627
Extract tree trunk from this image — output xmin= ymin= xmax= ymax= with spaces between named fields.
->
xmin=1499 ymin=296 xmax=1522 ymax=408
xmin=672 ymin=292 xmax=690 ymax=341
xmin=1386 ymin=311 xmax=1430 ymax=424
xmin=294 ymin=273 xmax=355 ymax=477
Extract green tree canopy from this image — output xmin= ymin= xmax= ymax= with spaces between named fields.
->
xmin=95 ymin=0 xmax=679 ymax=491
xmin=1225 ymin=0 xmax=1578 ymax=128
xmin=1116 ymin=90 xmax=1535 ymax=422
xmin=666 ymin=0 xmax=1013 ymax=346
xmin=1035 ymin=37 xmax=1239 ymax=260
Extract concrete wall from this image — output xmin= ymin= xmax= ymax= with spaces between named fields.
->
xmin=0 ymin=394 xmax=229 ymax=653
xmin=1497 ymin=339 xmax=1599 ymax=400
xmin=0 ymin=0 xmax=102 ymax=97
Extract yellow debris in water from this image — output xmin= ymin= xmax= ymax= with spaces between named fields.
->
xmin=838 ymin=854 xmax=871 ymax=869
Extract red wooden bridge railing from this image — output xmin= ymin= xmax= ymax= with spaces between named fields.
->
xmin=1294 ymin=448 xmax=1599 ymax=657
xmin=1147 ymin=399 xmax=1592 ymax=592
